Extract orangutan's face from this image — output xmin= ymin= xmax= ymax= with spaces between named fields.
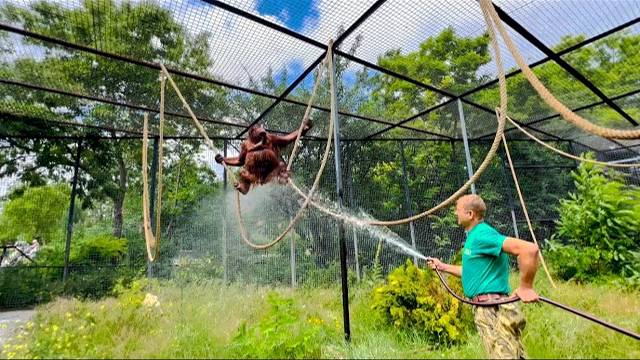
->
xmin=249 ymin=125 xmax=267 ymax=143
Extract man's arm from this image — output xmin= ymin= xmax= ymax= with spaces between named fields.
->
xmin=502 ymin=237 xmax=539 ymax=302
xmin=427 ymin=258 xmax=462 ymax=277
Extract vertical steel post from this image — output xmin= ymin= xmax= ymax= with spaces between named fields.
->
xmin=568 ymin=140 xmax=580 ymax=169
xmin=399 ymin=141 xmax=418 ymax=265
xmin=222 ymin=141 xmax=228 ymax=283
xmin=499 ymin=151 xmax=521 ymax=238
xmin=329 ymin=46 xmax=351 ymax=342
xmin=347 ymin=167 xmax=361 ymax=282
xmin=63 ymin=141 xmax=82 ymax=283
xmin=457 ymin=99 xmax=476 ymax=194
xmin=290 ymin=234 xmax=297 ymax=287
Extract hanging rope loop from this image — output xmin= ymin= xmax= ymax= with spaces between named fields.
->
xmin=141 ymin=79 xmax=165 ymax=262
xmin=158 ymin=40 xmax=335 ymax=250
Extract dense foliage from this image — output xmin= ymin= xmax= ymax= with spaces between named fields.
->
xmin=0 ymin=184 xmax=70 ymax=244
xmin=546 ymin=159 xmax=640 ymax=286
xmin=0 ymin=0 xmax=638 ymax=313
xmin=370 ymin=260 xmax=472 ymax=344
xmin=230 ymin=292 xmax=331 ymax=359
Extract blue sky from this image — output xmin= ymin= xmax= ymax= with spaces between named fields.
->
xmin=256 ymin=0 xmax=325 ymax=88
xmin=256 ymin=0 xmax=319 ymax=32
xmin=255 ymin=0 xmax=361 ymax=89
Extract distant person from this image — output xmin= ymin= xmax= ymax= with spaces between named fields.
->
xmin=427 ymin=194 xmax=540 ymax=359
xmin=26 ymin=238 xmax=40 ymax=258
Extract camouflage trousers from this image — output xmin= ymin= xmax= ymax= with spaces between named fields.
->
xmin=473 ymin=302 xmax=527 ymax=359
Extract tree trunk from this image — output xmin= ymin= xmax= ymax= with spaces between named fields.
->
xmin=113 ymin=151 xmax=128 ymax=238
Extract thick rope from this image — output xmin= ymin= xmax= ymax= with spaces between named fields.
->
xmin=236 ymin=44 xmax=334 ymax=250
xmin=160 ymin=63 xmax=243 ymax=190
xmin=141 ymin=99 xmax=165 ymax=262
xmin=480 ymin=0 xmax=640 ymax=140
xmin=156 ymin=75 xmax=165 ymax=246
xmin=359 ymin=2 xmax=509 ymax=226
xmin=430 ymin=268 xmax=640 ymax=340
xmin=287 ymin=3 xmax=509 ymax=227
xmin=159 ymin=47 xmax=329 ymax=250
xmin=500 ymin=124 xmax=556 ymax=288
xmin=505 ymin=115 xmax=640 ymax=168
xmin=159 ymin=64 xmax=223 ymax=162
xmin=142 ymin=117 xmax=155 ymax=261
xmin=287 ymin=62 xmax=325 ymax=172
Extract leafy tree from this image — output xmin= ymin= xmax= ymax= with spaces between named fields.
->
xmin=347 ymin=28 xmax=491 ymax=249
xmin=473 ymin=31 xmax=640 ymax=132
xmin=364 ymin=27 xmax=490 ymax=135
xmin=0 ymin=184 xmax=70 ymax=244
xmin=0 ymin=0 xmax=227 ymax=237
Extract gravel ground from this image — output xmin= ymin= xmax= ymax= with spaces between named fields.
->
xmin=0 ymin=310 xmax=35 ymax=345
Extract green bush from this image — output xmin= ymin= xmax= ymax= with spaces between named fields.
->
xmin=370 ymin=260 xmax=472 ymax=345
xmin=21 ymin=233 xmax=128 ymax=266
xmin=0 ymin=266 xmax=63 ymax=309
xmin=64 ymin=266 xmax=140 ymax=300
xmin=546 ymin=159 xmax=640 ymax=285
xmin=171 ymin=256 xmax=223 ymax=283
xmin=230 ymin=292 xmax=330 ymax=359
xmin=0 ymin=233 xmax=134 ymax=308
xmin=0 ymin=264 xmax=140 ymax=308
xmin=71 ymin=234 xmax=128 ymax=265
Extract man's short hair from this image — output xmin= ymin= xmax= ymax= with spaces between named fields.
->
xmin=457 ymin=194 xmax=486 ymax=219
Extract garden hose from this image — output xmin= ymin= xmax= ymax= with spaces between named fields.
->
xmin=430 ymin=267 xmax=640 ymax=341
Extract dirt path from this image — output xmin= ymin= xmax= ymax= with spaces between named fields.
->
xmin=0 ymin=310 xmax=35 ymax=345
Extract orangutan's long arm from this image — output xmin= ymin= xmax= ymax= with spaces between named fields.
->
xmin=223 ymin=145 xmax=247 ymax=167
xmin=271 ymin=121 xmax=312 ymax=147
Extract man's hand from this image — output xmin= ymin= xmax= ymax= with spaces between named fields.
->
xmin=215 ymin=154 xmax=224 ymax=164
xmin=426 ymin=257 xmax=446 ymax=271
xmin=426 ymin=257 xmax=462 ymax=277
xmin=514 ymin=286 xmax=539 ymax=303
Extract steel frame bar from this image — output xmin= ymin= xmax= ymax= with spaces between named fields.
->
xmin=0 ymin=23 xmax=438 ymax=138
xmin=0 ymin=0 xmax=636 ymax=147
xmin=458 ymin=16 xmax=640 ymax=99
xmin=491 ymin=3 xmax=638 ymax=126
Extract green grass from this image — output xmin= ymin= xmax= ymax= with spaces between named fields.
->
xmin=2 ymin=277 xmax=639 ymax=359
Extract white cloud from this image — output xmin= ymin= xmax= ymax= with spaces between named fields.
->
xmin=164 ymin=0 xmax=323 ymax=89
xmin=5 ymin=0 xmax=640 ymax=89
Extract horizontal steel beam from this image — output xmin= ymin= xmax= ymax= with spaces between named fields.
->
xmin=474 ymin=88 xmax=640 ymax=146
xmin=459 ymin=16 xmax=640 ymax=98
xmin=0 ymin=23 xmax=436 ymax=138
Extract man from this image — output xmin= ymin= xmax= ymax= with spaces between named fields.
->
xmin=427 ymin=194 xmax=539 ymax=359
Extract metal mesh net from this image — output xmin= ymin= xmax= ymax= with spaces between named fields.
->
xmin=0 ymin=0 xmax=639 ymax=338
